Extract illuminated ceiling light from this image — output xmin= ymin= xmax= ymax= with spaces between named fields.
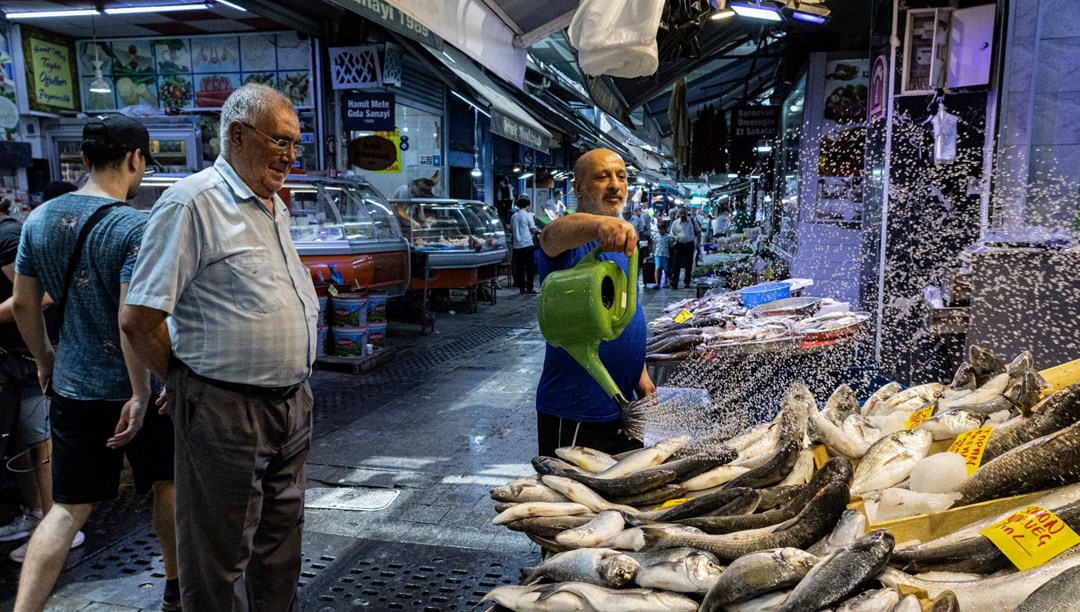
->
xmin=89 ymin=14 xmax=111 ymax=95
xmin=5 ymin=9 xmax=100 ymax=18
xmin=785 ymin=1 xmax=830 ymax=24
xmin=105 ymin=4 xmax=211 ymax=15
xmin=710 ymin=1 xmax=736 ymax=20
xmin=216 ymin=0 xmax=247 ymax=10
xmin=636 ymin=177 xmax=647 ymax=184
xmin=727 ymin=173 xmax=739 ymax=178
xmin=518 ymin=172 xmax=534 ymax=180
xmin=513 ymin=166 xmax=521 ymax=173
xmin=755 ymin=144 xmax=773 ymax=153
xmin=729 ymin=1 xmax=784 ymax=21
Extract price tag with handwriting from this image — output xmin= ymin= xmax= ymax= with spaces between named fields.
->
xmin=674 ymin=309 xmax=693 ymax=324
xmin=948 ymin=426 xmax=994 ymax=475
xmin=980 ymin=505 xmax=1080 ymax=570
xmin=904 ymin=404 xmax=936 ymax=430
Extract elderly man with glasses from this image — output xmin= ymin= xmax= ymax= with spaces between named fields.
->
xmin=121 ymin=84 xmax=319 ymax=612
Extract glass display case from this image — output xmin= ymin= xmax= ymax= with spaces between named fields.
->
xmin=391 ymin=198 xmax=508 ymax=268
xmin=45 ymin=115 xmax=203 ymax=183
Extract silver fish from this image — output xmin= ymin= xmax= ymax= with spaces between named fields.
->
xmin=983 ymin=381 xmax=1080 ymax=462
xmin=504 ymin=515 xmax=593 ymax=538
xmin=778 ymin=448 xmax=816 ymax=486
xmin=823 ymin=384 xmax=860 ymax=427
xmin=808 ymin=509 xmax=867 ymax=557
xmin=720 ymin=589 xmax=791 ymax=612
xmin=812 ymin=408 xmax=870 ymax=458
xmin=540 ymin=475 xmax=637 ymax=514
xmin=842 ymin=414 xmax=883 ymax=450
xmin=601 ymin=524 xmax=706 ymax=552
xmin=862 ymin=382 xmax=904 ymax=416
xmin=683 ymin=465 xmax=752 ymax=491
xmin=957 ymin=421 xmax=1080 ymax=506
xmin=625 ymin=548 xmax=725 ymax=594
xmin=492 ymin=502 xmax=591 ymax=525
xmin=555 ymin=446 xmax=617 ymax=473
xmin=596 ymin=436 xmax=690 ymax=479
xmin=776 ymin=530 xmax=895 ymax=612
xmin=851 ymin=429 xmax=933 ymax=494
xmin=949 ymin=361 xmax=977 ymax=391
xmin=699 ymin=548 xmax=818 ymax=610
xmin=870 ymin=383 xmax=944 ymax=416
xmin=878 ymin=551 xmax=1080 ymax=610
xmin=919 ymin=409 xmax=986 ymax=441
xmin=555 ymin=510 xmax=627 ymax=548
xmin=834 ymin=589 xmax=900 ymax=612
xmin=482 ymin=582 xmax=700 ymax=612
xmin=937 ymin=372 xmax=1011 ymax=412
xmin=520 ymin=547 xmax=639 ymax=587
xmin=491 ymin=477 xmax=571 ymax=504
xmin=1015 ymin=565 xmax=1080 ymax=612
xmin=725 ymin=437 xmax=802 ymax=490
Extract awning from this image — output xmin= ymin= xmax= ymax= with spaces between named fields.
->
xmin=426 ymin=44 xmax=553 ymax=151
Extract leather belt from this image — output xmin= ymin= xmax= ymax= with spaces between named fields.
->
xmin=171 ymin=357 xmax=304 ymax=400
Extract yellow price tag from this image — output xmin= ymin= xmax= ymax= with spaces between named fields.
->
xmin=904 ymin=403 xmax=936 ymax=430
xmin=658 ymin=498 xmax=692 ymax=510
xmin=327 ymin=285 xmax=339 ymax=297
xmin=948 ymin=426 xmax=994 ymax=475
xmin=674 ymin=309 xmax=693 ymax=324
xmin=980 ymin=505 xmax=1080 ymax=570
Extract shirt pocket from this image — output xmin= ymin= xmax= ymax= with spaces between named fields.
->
xmin=225 ymin=252 xmax=284 ymax=314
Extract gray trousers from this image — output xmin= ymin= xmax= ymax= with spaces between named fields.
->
xmin=168 ymin=365 xmax=313 ymax=612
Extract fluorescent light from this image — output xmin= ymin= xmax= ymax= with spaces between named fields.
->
xmin=791 ymin=10 xmax=827 ymax=24
xmin=105 ymin=4 xmax=210 ymax=15
xmin=5 ymin=9 xmax=100 ymax=18
xmin=636 ymin=177 xmax=647 ymax=184
xmin=727 ymin=173 xmax=739 ymax=178
xmin=450 ymin=91 xmax=491 ymax=117
xmin=785 ymin=1 xmax=830 ymax=24
xmin=518 ymin=173 xmax=534 ymax=180
xmin=755 ymin=145 xmax=773 ymax=153
xmin=711 ymin=10 xmax=736 ymax=20
xmin=729 ymin=1 xmax=784 ymax=21
xmin=216 ymin=0 xmax=247 ymax=10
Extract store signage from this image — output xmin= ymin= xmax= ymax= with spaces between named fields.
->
xmin=981 ymin=505 xmax=1080 ymax=571
xmin=869 ymin=55 xmax=889 ymax=122
xmin=348 ymin=134 xmax=397 ymax=171
xmin=343 ymin=0 xmax=443 ymax=50
xmin=342 ymin=92 xmax=395 ymax=131
xmin=585 ymin=75 xmax=631 ymax=126
xmin=492 ymin=109 xmax=548 ymax=151
xmin=23 ymin=28 xmax=78 ymax=113
xmin=730 ymin=106 xmax=780 ymax=139
xmin=947 ymin=425 xmax=993 ymax=475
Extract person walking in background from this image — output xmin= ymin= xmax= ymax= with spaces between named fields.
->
xmin=12 ymin=115 xmax=178 ymax=612
xmin=651 ymin=219 xmax=672 ymax=290
xmin=545 ymin=189 xmax=566 ymax=218
xmin=668 ymin=208 xmax=698 ymax=289
xmin=510 ymin=196 xmax=539 ymax=295
xmin=121 ymin=84 xmax=319 ymax=612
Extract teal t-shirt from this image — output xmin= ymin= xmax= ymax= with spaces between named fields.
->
xmin=15 ymin=193 xmax=145 ymax=401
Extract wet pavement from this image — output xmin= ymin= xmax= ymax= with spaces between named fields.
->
xmin=0 ymin=280 xmax=697 ymax=610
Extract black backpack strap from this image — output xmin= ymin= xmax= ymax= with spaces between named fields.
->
xmin=55 ymin=203 xmax=122 ymax=331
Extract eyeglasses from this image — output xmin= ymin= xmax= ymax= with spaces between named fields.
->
xmin=240 ymin=121 xmax=304 ymax=157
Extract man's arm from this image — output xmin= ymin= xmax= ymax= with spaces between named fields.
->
xmin=109 ymin=283 xmax=150 ymax=449
xmin=0 ymin=263 xmax=52 ymax=324
xmin=119 ymin=304 xmax=171 ymax=378
xmin=539 ymin=212 xmax=638 ymax=258
xmin=12 ymin=274 xmax=54 ymax=392
xmin=637 ymin=364 xmax=655 ymax=398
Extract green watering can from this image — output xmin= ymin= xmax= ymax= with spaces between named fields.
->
xmin=537 ymin=246 xmax=639 ymax=410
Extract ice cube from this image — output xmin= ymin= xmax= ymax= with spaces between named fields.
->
xmin=909 ymin=452 xmax=969 ymax=494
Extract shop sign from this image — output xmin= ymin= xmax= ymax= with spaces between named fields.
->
xmin=492 ymin=110 xmax=547 ymax=151
xmin=730 ymin=106 xmax=779 ymax=139
xmin=23 ymin=28 xmax=78 ymax=113
xmin=342 ymin=92 xmax=395 ymax=131
xmin=343 ymin=0 xmax=443 ymax=50
xmin=585 ymin=75 xmax=631 ymax=126
xmin=869 ymin=55 xmax=889 ymax=122
xmin=981 ymin=505 xmax=1080 ymax=571
xmin=348 ymin=133 xmax=398 ymax=171
xmin=0 ymin=28 xmax=18 ymax=138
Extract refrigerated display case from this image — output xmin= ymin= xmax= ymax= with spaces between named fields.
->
xmin=44 ymin=115 xmax=203 ymax=183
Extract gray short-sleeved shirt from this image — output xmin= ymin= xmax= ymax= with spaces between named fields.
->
xmin=15 ymin=193 xmax=145 ymax=401
xmin=125 ymin=157 xmax=319 ymax=387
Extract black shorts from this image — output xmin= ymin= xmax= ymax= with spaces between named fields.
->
xmin=51 ymin=393 xmax=174 ymax=504
xmin=536 ymin=412 xmax=643 ymax=458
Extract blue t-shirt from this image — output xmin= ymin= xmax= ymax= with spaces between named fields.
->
xmin=15 ymin=193 xmax=146 ymax=401
xmin=536 ymin=242 xmax=646 ymax=423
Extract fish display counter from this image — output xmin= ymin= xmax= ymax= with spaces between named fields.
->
xmin=483 ymin=345 xmax=1080 ymax=611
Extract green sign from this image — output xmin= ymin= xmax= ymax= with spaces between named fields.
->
xmin=23 ymin=27 xmax=78 ymax=112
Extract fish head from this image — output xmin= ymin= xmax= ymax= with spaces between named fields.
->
xmin=821 ymin=456 xmax=855 ymax=485
xmin=1010 ymin=350 xmax=1033 ymax=374
xmin=852 ymin=529 xmax=896 ymax=555
xmin=949 ymin=362 xmax=977 ymax=390
xmin=969 ymin=345 xmax=1006 ymax=377
xmin=684 ymin=553 xmax=725 ymax=588
xmin=774 ymin=547 xmax=819 ymax=572
xmin=598 ymin=554 xmax=640 ymax=586
xmin=489 ymin=484 xmax=515 ymax=502
xmin=892 ymin=428 xmax=933 ymax=452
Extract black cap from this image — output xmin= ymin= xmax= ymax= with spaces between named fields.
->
xmin=83 ymin=115 xmax=161 ymax=170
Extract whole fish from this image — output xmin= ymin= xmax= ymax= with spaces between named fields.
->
xmin=807 ymin=508 xmax=867 ymax=557
xmin=725 ymin=437 xmax=802 ymax=490
xmin=870 ymin=383 xmax=944 ymax=416
xmin=957 ymin=421 xmax=1080 ymax=506
xmin=555 ymin=510 xmax=627 ymax=548
xmin=699 ymin=548 xmax=818 ymax=610
xmin=834 ymin=588 xmax=900 ymax=612
xmin=937 ymin=371 xmax=1012 ymax=412
xmin=708 ymin=489 xmax=763 ymax=516
xmin=812 ymin=408 xmax=871 ymax=458
xmin=776 ymin=530 xmax=895 ymax=612
xmin=983 ymin=381 xmax=1080 ymax=462
xmin=842 ymin=413 xmax=883 ymax=450
xmin=731 ymin=427 xmax=782 ymax=469
xmin=601 ymin=524 xmax=706 ymax=552
xmin=851 ymin=429 xmax=933 ymax=494
xmin=969 ymin=344 xmax=1006 ymax=385
xmin=532 ymin=456 xmax=680 ymax=498
xmin=492 ymin=502 xmax=591 ymax=525
xmin=892 ymin=594 xmax=922 ymax=612
xmin=862 ymin=382 xmax=904 ymax=416
xmin=683 ymin=465 xmax=752 ymax=491
xmin=612 ymin=484 xmax=688 ymax=507
xmin=777 ymin=448 xmax=815 ymax=486
xmin=943 ymin=370 xmax=1047 ymax=416
xmin=878 ymin=551 xmax=1080 ymax=610
xmin=919 ymin=409 xmax=986 ymax=441
xmin=481 ymin=582 xmax=699 ymax=612
xmin=491 ymin=477 xmax=571 ymax=504
xmin=657 ymin=487 xmax=761 ymax=522
xmin=504 ymin=515 xmax=592 ymax=538
xmin=520 ymin=547 xmax=639 ymax=587
xmin=720 ymin=589 xmax=791 ymax=612
xmin=1015 ymin=565 xmax=1080 ymax=611
xmin=624 ymin=548 xmax=724 ymax=594
xmin=555 ymin=446 xmax=617 ymax=473
xmin=823 ymin=384 xmax=860 ymax=427
xmin=890 ymin=497 xmax=1080 ymax=573
xmin=724 ymin=422 xmax=779 ymax=453
xmin=757 ymin=485 xmax=803 ymax=510
xmin=949 ymin=361 xmax=976 ymax=390
xmin=778 ymin=383 xmax=813 ymax=442
xmin=540 ymin=475 xmax=637 ymax=513
xmin=596 ymin=436 xmax=690 ymax=479
xmin=641 ymin=482 xmax=850 ymax=563
xmin=493 ymin=502 xmax=516 ymax=513
xmin=928 ymin=590 xmax=961 ymax=612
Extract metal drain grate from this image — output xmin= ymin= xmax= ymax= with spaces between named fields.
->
xmin=299 ymin=538 xmax=532 ymax=611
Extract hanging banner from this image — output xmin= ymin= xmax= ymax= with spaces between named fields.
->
xmin=492 ymin=110 xmax=548 ymax=151
xmin=342 ymin=92 xmax=395 ymax=131
xmin=22 ymin=27 xmax=78 ymax=113
xmin=730 ymin=106 xmax=780 ymax=139
xmin=337 ymin=0 xmax=443 ymax=50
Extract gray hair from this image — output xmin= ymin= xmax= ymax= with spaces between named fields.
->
xmin=219 ymin=84 xmax=292 ymax=157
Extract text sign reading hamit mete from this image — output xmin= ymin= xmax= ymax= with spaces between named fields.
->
xmin=342 ymin=92 xmax=395 ymax=132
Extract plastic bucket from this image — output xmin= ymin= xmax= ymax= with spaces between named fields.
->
xmin=332 ymin=293 xmax=368 ymax=328
xmin=367 ymin=321 xmax=387 ymax=350
xmin=367 ymin=292 xmax=388 ymax=323
xmin=332 ymin=326 xmax=367 ymax=357
xmin=739 ymin=282 xmax=791 ymax=309
xmin=318 ymin=295 xmax=328 ymax=323
xmin=316 ymin=324 xmax=328 ymax=357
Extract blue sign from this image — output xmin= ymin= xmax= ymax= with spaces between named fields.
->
xmin=342 ymin=92 xmax=395 ymax=132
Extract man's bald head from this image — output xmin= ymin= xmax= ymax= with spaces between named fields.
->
xmin=572 ymin=149 xmax=628 ymax=217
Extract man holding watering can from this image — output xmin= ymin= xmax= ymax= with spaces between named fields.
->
xmin=534 ymin=149 xmax=655 ymax=457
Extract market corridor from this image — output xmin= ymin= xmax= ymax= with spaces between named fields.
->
xmin=0 ymin=284 xmax=689 ymax=611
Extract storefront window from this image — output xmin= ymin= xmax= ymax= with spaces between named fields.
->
xmin=349 ymin=102 xmax=443 ymax=201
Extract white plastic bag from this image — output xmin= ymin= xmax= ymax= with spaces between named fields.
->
xmin=567 ymin=0 xmax=666 ymax=79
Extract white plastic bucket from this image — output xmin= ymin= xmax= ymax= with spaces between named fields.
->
xmin=332 ymin=326 xmax=367 ymax=357
xmin=316 ymin=325 xmax=328 ymax=357
xmin=367 ymin=292 xmax=388 ymax=323
xmin=332 ymin=293 xmax=368 ymax=328
xmin=367 ymin=321 xmax=387 ymax=350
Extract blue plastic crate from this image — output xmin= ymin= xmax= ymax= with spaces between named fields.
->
xmin=739 ymin=281 xmax=791 ymax=309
